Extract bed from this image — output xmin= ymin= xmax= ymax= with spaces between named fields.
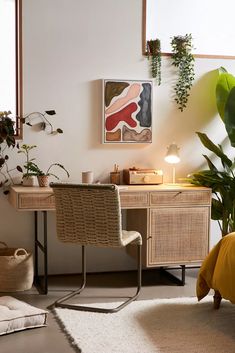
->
xmin=197 ymin=232 xmax=235 ymax=309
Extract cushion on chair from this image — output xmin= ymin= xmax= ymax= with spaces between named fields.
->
xmin=0 ymin=296 xmax=48 ymax=335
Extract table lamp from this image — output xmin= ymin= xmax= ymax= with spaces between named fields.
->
xmin=164 ymin=143 xmax=180 ymax=183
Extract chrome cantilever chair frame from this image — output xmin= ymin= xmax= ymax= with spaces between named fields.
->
xmin=51 ymin=183 xmax=142 ymax=313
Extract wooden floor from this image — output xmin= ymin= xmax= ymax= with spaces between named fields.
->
xmin=1 ymin=268 xmax=204 ymax=353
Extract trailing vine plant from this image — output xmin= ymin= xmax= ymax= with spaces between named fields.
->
xmin=21 ymin=110 xmax=63 ymax=135
xmin=146 ymin=39 xmax=161 ymax=85
xmin=171 ymin=34 xmax=195 ymax=111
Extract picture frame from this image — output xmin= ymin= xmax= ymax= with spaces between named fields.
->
xmin=103 ymin=79 xmax=153 ymax=144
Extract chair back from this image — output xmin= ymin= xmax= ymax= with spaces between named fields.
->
xmin=51 ymin=183 xmax=123 ymax=247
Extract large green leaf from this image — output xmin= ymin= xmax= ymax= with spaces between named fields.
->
xmin=211 ymin=198 xmax=223 ymax=220
xmin=224 ymin=86 xmax=235 ymax=147
xmin=216 ymin=68 xmax=235 ymax=121
xmin=188 ymin=170 xmax=225 ymax=189
xmin=202 ymin=154 xmax=218 ymax=171
xmin=196 ymin=132 xmax=232 ymax=168
xmin=218 ymin=67 xmax=227 ymax=74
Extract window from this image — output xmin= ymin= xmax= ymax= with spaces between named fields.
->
xmin=0 ymin=0 xmax=22 ymax=137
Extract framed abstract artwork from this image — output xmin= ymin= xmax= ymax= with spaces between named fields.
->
xmin=103 ymin=79 xmax=153 ymax=143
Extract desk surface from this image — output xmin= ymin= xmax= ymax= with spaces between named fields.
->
xmin=10 ymin=183 xmax=209 ymax=193
xmin=9 ymin=184 xmax=211 ymax=211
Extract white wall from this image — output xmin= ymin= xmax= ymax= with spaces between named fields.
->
xmin=1 ymin=0 xmax=235 ymax=274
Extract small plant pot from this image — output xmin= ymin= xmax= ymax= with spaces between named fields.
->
xmin=37 ymin=175 xmax=49 ymax=187
xmin=22 ymin=176 xmax=36 ymax=187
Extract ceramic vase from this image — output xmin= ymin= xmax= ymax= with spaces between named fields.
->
xmin=22 ymin=176 xmax=36 ymax=187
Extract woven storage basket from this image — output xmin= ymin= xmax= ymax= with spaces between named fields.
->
xmin=0 ymin=241 xmax=34 ymax=292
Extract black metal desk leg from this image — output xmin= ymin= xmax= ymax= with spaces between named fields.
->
xmin=43 ymin=211 xmax=48 ymax=293
xmin=34 ymin=211 xmax=38 ymax=279
xmin=34 ymin=211 xmax=48 ymax=294
xmin=160 ymin=265 xmax=186 ymax=286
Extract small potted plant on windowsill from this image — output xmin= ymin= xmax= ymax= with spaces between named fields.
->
xmin=18 ymin=144 xmax=70 ymax=187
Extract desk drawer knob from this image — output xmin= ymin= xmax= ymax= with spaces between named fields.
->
xmin=173 ymin=191 xmax=182 ymax=198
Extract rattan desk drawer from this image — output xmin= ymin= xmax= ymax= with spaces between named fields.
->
xmin=120 ymin=192 xmax=149 ymax=208
xmin=150 ymin=190 xmax=211 ymax=206
xmin=18 ymin=194 xmax=55 ymax=210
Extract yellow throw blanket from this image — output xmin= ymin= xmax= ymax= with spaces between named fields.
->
xmin=197 ymin=232 xmax=235 ymax=303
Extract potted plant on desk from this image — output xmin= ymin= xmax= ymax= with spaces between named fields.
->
xmin=32 ymin=163 xmax=70 ymax=187
xmin=17 ymin=144 xmax=37 ymax=186
xmin=18 ymin=144 xmax=70 ymax=187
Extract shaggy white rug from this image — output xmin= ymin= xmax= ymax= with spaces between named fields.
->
xmin=54 ymin=296 xmax=235 ymax=353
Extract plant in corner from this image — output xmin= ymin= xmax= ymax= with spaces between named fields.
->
xmin=17 ymin=144 xmax=70 ymax=187
xmin=171 ymin=33 xmax=195 ymax=111
xmin=187 ymin=67 xmax=235 ymax=236
xmin=146 ymin=38 xmax=161 ymax=85
xmin=0 ymin=111 xmax=21 ymax=193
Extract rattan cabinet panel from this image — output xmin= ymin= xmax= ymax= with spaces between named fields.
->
xmin=150 ymin=190 xmax=211 ymax=206
xmin=148 ymin=207 xmax=209 ymax=266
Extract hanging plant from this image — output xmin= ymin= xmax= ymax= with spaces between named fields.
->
xmin=171 ymin=34 xmax=195 ymax=111
xmin=20 ymin=110 xmax=63 ymax=135
xmin=146 ymin=39 xmax=161 ymax=85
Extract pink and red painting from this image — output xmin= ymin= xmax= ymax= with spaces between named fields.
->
xmin=103 ymin=79 xmax=153 ymax=143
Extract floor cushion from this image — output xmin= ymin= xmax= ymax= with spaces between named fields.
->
xmin=0 ymin=296 xmax=48 ymax=335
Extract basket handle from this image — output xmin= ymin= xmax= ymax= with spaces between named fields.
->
xmin=14 ymin=248 xmax=28 ymax=257
xmin=0 ymin=241 xmax=8 ymax=248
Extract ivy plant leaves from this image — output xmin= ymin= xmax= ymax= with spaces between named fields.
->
xmin=146 ymin=39 xmax=161 ymax=85
xmin=171 ymin=34 xmax=195 ymax=112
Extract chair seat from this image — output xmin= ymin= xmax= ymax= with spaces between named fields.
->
xmin=121 ymin=230 xmax=142 ymax=246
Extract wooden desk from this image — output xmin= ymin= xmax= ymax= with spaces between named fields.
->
xmin=9 ymin=184 xmax=211 ymax=293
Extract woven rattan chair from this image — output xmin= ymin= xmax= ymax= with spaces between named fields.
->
xmin=50 ymin=183 xmax=142 ymax=313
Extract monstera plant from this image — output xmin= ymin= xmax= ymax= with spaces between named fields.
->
xmin=188 ymin=67 xmax=235 ymax=236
